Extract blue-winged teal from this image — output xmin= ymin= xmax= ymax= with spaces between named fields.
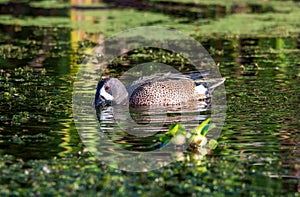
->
xmin=94 ymin=73 xmax=225 ymax=107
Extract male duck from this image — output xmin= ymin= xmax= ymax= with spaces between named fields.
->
xmin=94 ymin=73 xmax=225 ymax=107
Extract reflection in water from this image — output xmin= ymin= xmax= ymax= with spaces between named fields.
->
xmin=96 ymin=99 xmax=210 ymax=151
xmin=89 ymin=97 xmax=216 ymax=171
xmin=0 ymin=1 xmax=68 ymax=17
xmin=0 ymin=0 xmax=299 ymax=190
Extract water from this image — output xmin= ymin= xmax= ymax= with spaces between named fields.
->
xmin=0 ymin=1 xmax=299 ymax=195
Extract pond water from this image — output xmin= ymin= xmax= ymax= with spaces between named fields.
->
xmin=0 ymin=0 xmax=299 ymax=196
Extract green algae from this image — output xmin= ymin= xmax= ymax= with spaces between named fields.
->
xmin=0 ymin=67 xmax=71 ymax=123
xmin=71 ymin=0 xmax=300 ymax=37
xmin=0 ymin=0 xmax=299 ymax=38
xmin=29 ymin=0 xmax=70 ymax=9
xmin=0 ymin=1 xmax=299 ymax=196
xmin=149 ymin=0 xmax=297 ymax=11
xmin=71 ymin=8 xmax=190 ymax=35
xmin=0 ymin=15 xmax=70 ymax=28
xmin=0 ymin=150 xmax=293 ymax=196
xmin=196 ymin=11 xmax=300 ymax=38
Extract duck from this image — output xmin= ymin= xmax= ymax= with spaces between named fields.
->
xmin=94 ymin=73 xmax=225 ymax=107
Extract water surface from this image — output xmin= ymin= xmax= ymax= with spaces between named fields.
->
xmin=0 ymin=0 xmax=299 ymax=196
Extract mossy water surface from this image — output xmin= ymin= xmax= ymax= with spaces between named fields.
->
xmin=0 ymin=0 xmax=299 ymax=196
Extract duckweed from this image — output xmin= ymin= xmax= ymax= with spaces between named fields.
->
xmin=0 ymin=0 xmax=299 ymax=196
xmin=0 ymin=67 xmax=72 ymax=126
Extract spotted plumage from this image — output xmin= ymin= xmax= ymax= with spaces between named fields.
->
xmin=130 ymin=79 xmax=202 ymax=106
xmin=94 ymin=73 xmax=224 ymax=107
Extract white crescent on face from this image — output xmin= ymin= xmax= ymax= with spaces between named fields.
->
xmin=100 ymin=87 xmax=114 ymax=101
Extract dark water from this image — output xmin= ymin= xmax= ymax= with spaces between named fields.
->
xmin=0 ymin=1 xmax=299 ymax=196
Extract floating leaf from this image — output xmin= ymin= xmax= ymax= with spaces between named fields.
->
xmin=191 ymin=118 xmax=211 ymax=136
xmin=166 ymin=123 xmax=186 ymax=136
xmin=160 ymin=124 xmax=186 ymax=145
xmin=167 ymin=124 xmax=179 ymax=136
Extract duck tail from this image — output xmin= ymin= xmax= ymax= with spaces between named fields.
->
xmin=194 ymin=77 xmax=225 ymax=93
xmin=208 ymin=78 xmax=226 ymax=93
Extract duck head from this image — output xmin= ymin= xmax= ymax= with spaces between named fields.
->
xmin=94 ymin=78 xmax=128 ymax=107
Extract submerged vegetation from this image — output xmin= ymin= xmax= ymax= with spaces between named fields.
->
xmin=0 ymin=0 xmax=299 ymax=196
xmin=0 ymin=67 xmax=72 ymax=124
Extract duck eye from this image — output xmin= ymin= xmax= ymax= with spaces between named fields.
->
xmin=105 ymin=86 xmax=110 ymax=91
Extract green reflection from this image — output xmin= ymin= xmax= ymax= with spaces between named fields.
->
xmin=0 ymin=0 xmax=299 ymax=196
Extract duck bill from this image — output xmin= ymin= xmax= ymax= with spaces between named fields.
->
xmin=94 ymin=97 xmax=107 ymax=107
xmin=94 ymin=86 xmax=103 ymax=107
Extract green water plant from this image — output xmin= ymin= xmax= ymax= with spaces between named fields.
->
xmin=160 ymin=118 xmax=218 ymax=150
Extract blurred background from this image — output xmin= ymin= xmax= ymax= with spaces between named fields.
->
xmin=0 ymin=0 xmax=299 ymax=196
